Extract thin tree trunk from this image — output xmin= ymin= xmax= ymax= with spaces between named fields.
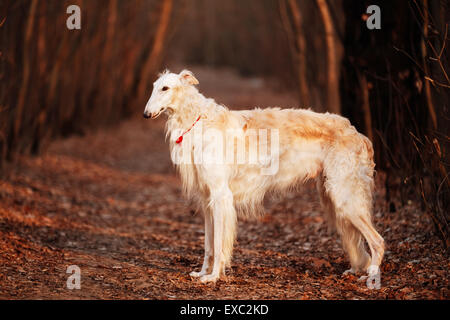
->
xmin=100 ymin=0 xmax=118 ymax=124
xmin=287 ymin=0 xmax=310 ymax=107
xmin=358 ymin=71 xmax=373 ymax=142
xmin=31 ymin=1 xmax=48 ymax=154
xmin=12 ymin=0 xmax=38 ymax=153
xmin=316 ymin=0 xmax=341 ymax=114
xmin=137 ymin=0 xmax=173 ymax=100
xmin=421 ymin=0 xmax=438 ymax=129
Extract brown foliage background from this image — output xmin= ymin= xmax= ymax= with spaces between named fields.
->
xmin=0 ymin=0 xmax=449 ymax=246
xmin=0 ymin=0 xmax=174 ymax=158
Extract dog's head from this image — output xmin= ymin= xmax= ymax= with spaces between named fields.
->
xmin=143 ymin=69 xmax=199 ymax=119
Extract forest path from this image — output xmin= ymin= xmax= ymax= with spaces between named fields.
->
xmin=0 ymin=67 xmax=447 ymax=299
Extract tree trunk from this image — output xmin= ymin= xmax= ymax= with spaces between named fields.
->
xmin=358 ymin=71 xmax=373 ymax=142
xmin=11 ymin=0 xmax=38 ymax=154
xmin=316 ymin=0 xmax=341 ymax=114
xmin=137 ymin=0 xmax=173 ymax=100
xmin=421 ymin=0 xmax=437 ymax=130
xmin=287 ymin=0 xmax=310 ymax=107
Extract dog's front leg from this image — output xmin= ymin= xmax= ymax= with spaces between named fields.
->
xmin=199 ymin=209 xmax=223 ymax=283
xmin=190 ymin=214 xmax=213 ymax=277
xmin=199 ymin=187 xmax=232 ymax=283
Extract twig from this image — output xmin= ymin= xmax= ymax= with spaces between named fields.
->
xmin=424 ymin=76 xmax=450 ymax=88
xmin=393 ymin=46 xmax=425 ymax=74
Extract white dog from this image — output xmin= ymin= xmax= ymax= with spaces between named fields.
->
xmin=143 ymin=69 xmax=384 ymax=283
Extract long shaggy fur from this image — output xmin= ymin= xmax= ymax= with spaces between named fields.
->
xmin=144 ymin=69 xmax=385 ymax=283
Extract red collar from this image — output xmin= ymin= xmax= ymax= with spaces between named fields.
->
xmin=175 ymin=115 xmax=202 ymax=144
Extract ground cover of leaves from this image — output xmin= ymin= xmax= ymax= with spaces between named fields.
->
xmin=0 ymin=67 xmax=447 ymax=299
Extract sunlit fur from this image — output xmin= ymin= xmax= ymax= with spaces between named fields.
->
xmin=143 ymin=69 xmax=385 ymax=283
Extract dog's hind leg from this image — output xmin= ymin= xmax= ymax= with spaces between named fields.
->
xmin=335 ymin=216 xmax=371 ymax=275
xmin=346 ymin=213 xmax=384 ymax=279
xmin=325 ymin=175 xmax=384 ymax=277
xmin=190 ymin=212 xmax=213 ymax=278
xmin=324 ymin=138 xmax=384 ymax=278
xmin=318 ymin=174 xmax=367 ymax=275
xmin=316 ymin=174 xmax=336 ymax=234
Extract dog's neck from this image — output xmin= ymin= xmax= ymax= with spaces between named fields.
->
xmin=167 ymin=87 xmax=226 ymax=132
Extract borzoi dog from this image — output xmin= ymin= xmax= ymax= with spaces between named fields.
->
xmin=143 ymin=69 xmax=384 ymax=284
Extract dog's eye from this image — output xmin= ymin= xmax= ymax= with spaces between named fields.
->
xmin=162 ymin=86 xmax=169 ymax=91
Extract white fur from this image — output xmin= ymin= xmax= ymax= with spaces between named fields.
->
xmin=144 ymin=69 xmax=385 ymax=283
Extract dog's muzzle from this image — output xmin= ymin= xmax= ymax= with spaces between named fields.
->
xmin=143 ymin=108 xmax=165 ymax=119
xmin=143 ymin=112 xmax=161 ymax=119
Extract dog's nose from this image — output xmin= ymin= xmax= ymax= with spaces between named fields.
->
xmin=143 ymin=112 xmax=150 ymax=119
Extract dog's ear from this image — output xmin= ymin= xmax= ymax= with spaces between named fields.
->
xmin=179 ymin=70 xmax=199 ymax=86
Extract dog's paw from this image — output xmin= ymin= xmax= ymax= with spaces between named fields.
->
xmin=189 ymin=271 xmax=205 ymax=278
xmin=200 ymin=274 xmax=219 ymax=283
xmin=364 ymin=265 xmax=381 ymax=289
xmin=343 ymin=268 xmax=355 ymax=275
xmin=367 ymin=265 xmax=380 ymax=277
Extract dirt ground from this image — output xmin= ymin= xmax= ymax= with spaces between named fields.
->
xmin=0 ymin=67 xmax=448 ymax=299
